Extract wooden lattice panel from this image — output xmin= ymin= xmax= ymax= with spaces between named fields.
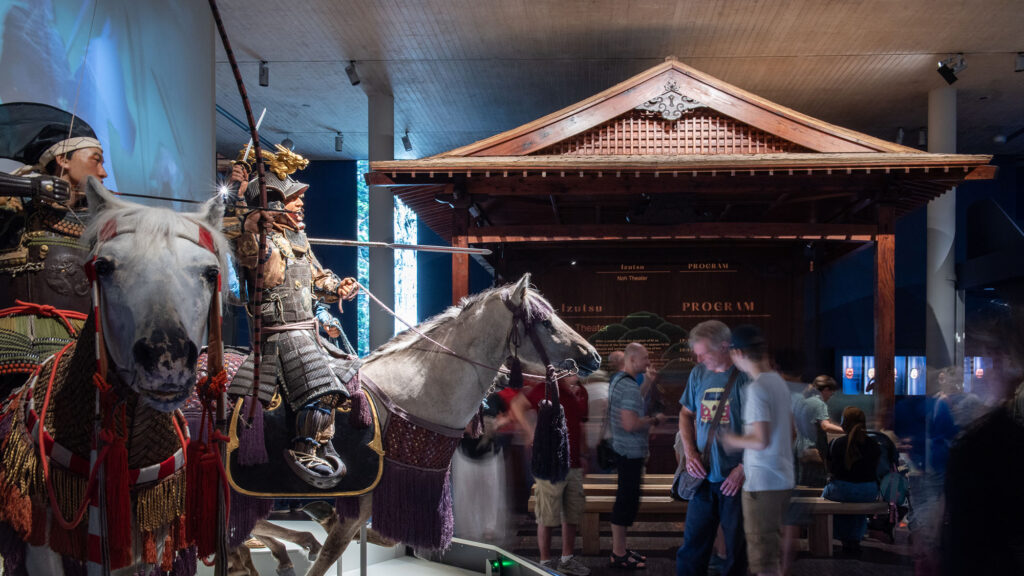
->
xmin=534 ymin=109 xmax=809 ymax=156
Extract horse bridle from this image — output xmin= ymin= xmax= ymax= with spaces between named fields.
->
xmin=502 ymin=290 xmax=579 ymax=387
xmin=85 ymin=217 xmax=226 ymax=384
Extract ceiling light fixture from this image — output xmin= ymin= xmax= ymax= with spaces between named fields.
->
xmin=937 ymin=53 xmax=966 ymax=85
xmin=345 ymin=60 xmax=360 ymax=86
xmin=259 ymin=60 xmax=269 ymax=87
xmin=402 ymin=130 xmax=413 ymax=152
xmin=281 ymin=137 xmax=294 ymax=150
xmin=994 ymin=126 xmax=1024 ymax=145
xmin=335 ymin=132 xmax=344 ymax=152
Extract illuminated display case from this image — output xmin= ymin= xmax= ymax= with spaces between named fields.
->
xmin=838 ymin=353 xmax=926 ymax=395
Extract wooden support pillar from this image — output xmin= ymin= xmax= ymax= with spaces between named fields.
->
xmin=452 ymin=235 xmax=469 ymax=305
xmin=451 ymin=200 xmax=470 ymax=304
xmin=874 ymin=205 xmax=896 ymax=429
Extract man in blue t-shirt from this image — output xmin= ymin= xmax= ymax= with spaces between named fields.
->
xmin=676 ymin=320 xmax=750 ymax=576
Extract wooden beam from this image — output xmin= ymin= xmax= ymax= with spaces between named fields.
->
xmin=464 ymin=223 xmax=877 ymax=244
xmin=874 ymin=205 xmax=896 ymax=429
xmin=452 ymin=206 xmax=470 ymax=305
xmin=452 ymin=236 xmax=469 ymax=305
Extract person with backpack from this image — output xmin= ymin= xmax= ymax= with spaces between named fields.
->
xmin=822 ymin=406 xmax=881 ymax=554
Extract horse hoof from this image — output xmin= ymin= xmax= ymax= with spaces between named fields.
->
xmin=276 ymin=566 xmax=296 ymax=576
xmin=305 ymin=539 xmax=322 ymax=561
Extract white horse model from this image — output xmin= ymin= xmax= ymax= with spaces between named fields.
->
xmin=230 ymin=274 xmax=601 ymax=576
xmin=0 ymin=177 xmax=227 ymax=575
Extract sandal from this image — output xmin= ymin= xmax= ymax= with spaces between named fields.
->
xmin=626 ymin=550 xmax=647 ymax=562
xmin=609 ymin=552 xmax=646 ymax=569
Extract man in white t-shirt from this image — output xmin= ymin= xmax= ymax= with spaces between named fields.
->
xmin=720 ymin=325 xmax=794 ymax=576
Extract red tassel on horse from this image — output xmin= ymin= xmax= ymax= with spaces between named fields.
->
xmin=186 ymin=439 xmax=222 ymax=558
xmin=104 ymin=433 xmax=132 ymax=569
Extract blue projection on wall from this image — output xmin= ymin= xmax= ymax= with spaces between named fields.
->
xmin=0 ymin=0 xmax=213 ymax=199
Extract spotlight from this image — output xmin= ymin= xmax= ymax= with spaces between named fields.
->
xmin=570 ymin=260 xmax=577 ymax=266
xmin=401 ymin=130 xmax=413 ymax=152
xmin=936 ymin=53 xmax=966 ymax=85
xmin=335 ymin=132 xmax=344 ymax=152
xmin=345 ymin=60 xmax=360 ymax=86
xmin=281 ymin=137 xmax=294 ymax=150
xmin=895 ymin=127 xmax=905 ymax=145
xmin=259 ymin=60 xmax=269 ymax=87
xmin=1016 ymin=52 xmax=1024 ymax=73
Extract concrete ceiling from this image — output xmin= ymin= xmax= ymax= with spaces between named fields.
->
xmin=214 ymin=0 xmax=1024 ymax=161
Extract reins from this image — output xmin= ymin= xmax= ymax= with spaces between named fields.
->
xmin=355 ymin=280 xmax=576 ymax=382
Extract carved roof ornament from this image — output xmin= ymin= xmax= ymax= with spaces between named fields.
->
xmin=635 ymin=80 xmax=706 ymax=121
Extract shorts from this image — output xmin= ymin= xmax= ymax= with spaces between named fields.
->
xmin=534 ymin=467 xmax=585 ymax=527
xmin=742 ymin=489 xmax=791 ymax=574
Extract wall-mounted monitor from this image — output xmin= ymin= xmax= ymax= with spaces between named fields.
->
xmin=838 ymin=353 xmax=927 ymax=396
xmin=841 ymin=355 xmax=864 ymax=394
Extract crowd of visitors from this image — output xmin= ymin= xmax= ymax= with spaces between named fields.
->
xmin=448 ymin=315 xmax=1018 ymax=576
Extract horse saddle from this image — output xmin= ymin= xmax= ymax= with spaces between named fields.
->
xmin=225 ymin=384 xmax=384 ymax=497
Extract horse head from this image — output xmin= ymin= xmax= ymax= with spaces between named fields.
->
xmin=84 ymin=177 xmax=227 ymax=412
xmin=502 ymin=273 xmax=601 ymax=377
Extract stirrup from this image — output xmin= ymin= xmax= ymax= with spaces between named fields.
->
xmin=284 ymin=448 xmax=346 ymax=489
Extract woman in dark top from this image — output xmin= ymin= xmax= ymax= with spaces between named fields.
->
xmin=822 ymin=406 xmax=882 ymax=553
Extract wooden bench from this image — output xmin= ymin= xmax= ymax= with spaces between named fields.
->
xmin=789 ymin=497 xmax=890 ymax=557
xmin=528 ymin=475 xmax=887 ymax=557
xmin=528 ymin=492 xmax=686 ymax=555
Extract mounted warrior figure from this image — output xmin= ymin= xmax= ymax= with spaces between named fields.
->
xmin=0 ymin=103 xmax=107 ymax=394
xmin=226 ymin=146 xmax=361 ymax=488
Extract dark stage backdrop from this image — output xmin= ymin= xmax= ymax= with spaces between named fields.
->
xmin=505 ymin=243 xmax=806 ymax=410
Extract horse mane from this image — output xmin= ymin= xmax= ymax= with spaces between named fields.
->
xmin=83 ymin=198 xmax=230 ymax=293
xmin=364 ymin=281 xmax=554 ymax=361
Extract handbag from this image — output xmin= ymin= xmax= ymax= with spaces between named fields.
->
xmin=597 ymin=438 xmax=618 ymax=470
xmin=672 ymin=368 xmax=740 ymax=501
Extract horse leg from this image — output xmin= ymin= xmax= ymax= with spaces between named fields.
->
xmin=254 ymin=533 xmax=295 ymax=576
xmin=228 ymin=545 xmax=259 ymax=576
xmin=304 ymin=494 xmax=371 ymax=576
xmin=253 ymin=518 xmax=323 ymax=561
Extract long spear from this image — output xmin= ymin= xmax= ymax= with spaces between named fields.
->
xmin=307 ymin=237 xmax=491 ymax=255
xmin=207 ymin=1 xmax=268 ymax=574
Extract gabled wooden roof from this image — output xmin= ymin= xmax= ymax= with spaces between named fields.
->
xmin=435 ymin=58 xmax=919 ymax=158
xmin=369 ymin=58 xmax=993 ymax=245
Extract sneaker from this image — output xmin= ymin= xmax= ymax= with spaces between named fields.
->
xmin=539 ymin=558 xmax=560 ymax=573
xmin=557 ymin=556 xmax=591 ymax=576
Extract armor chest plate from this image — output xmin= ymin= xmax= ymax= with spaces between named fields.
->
xmin=260 ymin=253 xmax=314 ymax=326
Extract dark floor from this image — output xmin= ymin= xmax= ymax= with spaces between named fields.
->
xmin=509 ymin=515 xmax=914 ymax=576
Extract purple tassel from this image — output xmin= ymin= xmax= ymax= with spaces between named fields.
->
xmin=170 ymin=546 xmax=198 ymax=576
xmin=237 ymin=396 xmax=268 ymax=466
xmin=335 ymin=495 xmax=362 ymax=520
xmin=531 ymin=374 xmax=569 ymax=482
xmin=0 ymin=410 xmax=14 ymax=442
xmin=0 ymin=522 xmax=27 ymax=576
xmin=506 ymin=356 xmax=523 ymax=389
xmin=344 ymin=377 xmax=372 ymax=429
xmin=371 ymin=461 xmax=454 ymax=551
xmin=228 ymin=491 xmax=274 ymax=549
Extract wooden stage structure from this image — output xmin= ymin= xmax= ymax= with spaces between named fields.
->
xmin=368 ymin=58 xmax=994 ymax=426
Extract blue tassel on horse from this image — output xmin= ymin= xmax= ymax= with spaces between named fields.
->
xmin=530 ymin=370 xmax=569 ymax=482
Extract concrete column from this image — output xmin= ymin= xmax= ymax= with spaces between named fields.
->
xmin=925 ymin=86 xmax=960 ymax=390
xmin=367 ymin=91 xmax=394 ymax=350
